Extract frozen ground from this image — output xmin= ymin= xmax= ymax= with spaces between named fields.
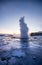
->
xmin=0 ymin=36 xmax=42 ymax=65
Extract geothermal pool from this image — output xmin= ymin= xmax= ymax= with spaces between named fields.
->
xmin=0 ymin=36 xmax=42 ymax=65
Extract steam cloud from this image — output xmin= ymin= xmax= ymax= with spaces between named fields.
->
xmin=19 ymin=16 xmax=28 ymax=39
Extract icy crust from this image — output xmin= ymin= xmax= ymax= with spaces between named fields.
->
xmin=0 ymin=48 xmax=26 ymax=65
xmin=12 ymin=49 xmax=25 ymax=57
xmin=0 ymin=47 xmax=42 ymax=65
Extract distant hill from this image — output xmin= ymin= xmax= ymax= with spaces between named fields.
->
xmin=30 ymin=31 xmax=42 ymax=36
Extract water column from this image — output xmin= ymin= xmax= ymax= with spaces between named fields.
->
xmin=19 ymin=16 xmax=29 ymax=48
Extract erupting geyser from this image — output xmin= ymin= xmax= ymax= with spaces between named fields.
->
xmin=19 ymin=16 xmax=29 ymax=42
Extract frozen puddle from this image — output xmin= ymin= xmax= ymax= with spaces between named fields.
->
xmin=12 ymin=49 xmax=25 ymax=57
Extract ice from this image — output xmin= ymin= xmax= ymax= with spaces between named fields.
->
xmin=0 ymin=40 xmax=42 ymax=65
xmin=8 ymin=57 xmax=16 ymax=65
xmin=0 ymin=35 xmax=42 ymax=65
xmin=12 ymin=49 xmax=25 ymax=57
xmin=0 ymin=59 xmax=7 ymax=65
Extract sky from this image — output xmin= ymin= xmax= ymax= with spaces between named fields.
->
xmin=0 ymin=0 xmax=42 ymax=34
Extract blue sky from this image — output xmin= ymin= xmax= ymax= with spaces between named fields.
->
xmin=0 ymin=0 xmax=42 ymax=34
